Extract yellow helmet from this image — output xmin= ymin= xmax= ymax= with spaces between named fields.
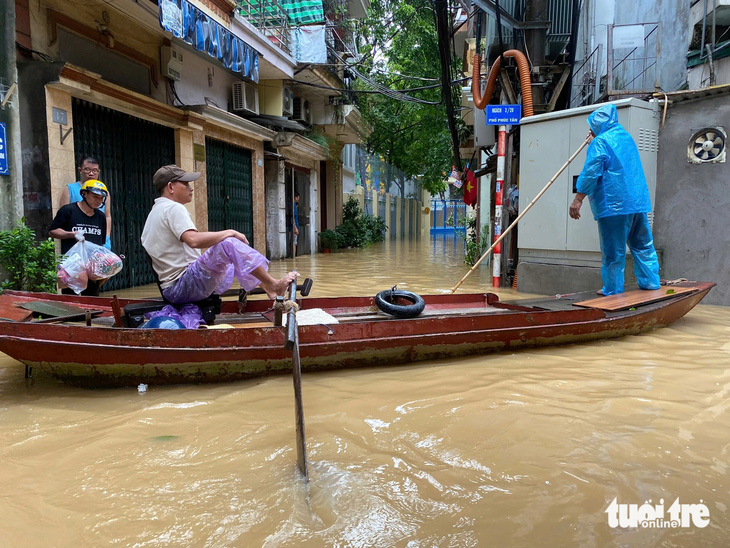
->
xmin=80 ymin=179 xmax=108 ymax=197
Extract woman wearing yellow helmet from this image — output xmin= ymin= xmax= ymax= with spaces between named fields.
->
xmin=49 ymin=179 xmax=109 ymax=295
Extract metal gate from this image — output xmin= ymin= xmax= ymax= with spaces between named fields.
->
xmin=205 ymin=138 xmax=253 ymax=238
xmin=72 ymin=98 xmax=175 ymax=290
xmin=430 ymin=199 xmax=467 ymax=234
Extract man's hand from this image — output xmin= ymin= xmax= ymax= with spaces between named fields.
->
xmin=294 ymin=227 xmax=299 ymax=236
xmin=229 ymin=229 xmax=249 ymax=245
xmin=569 ymin=196 xmax=583 ymax=220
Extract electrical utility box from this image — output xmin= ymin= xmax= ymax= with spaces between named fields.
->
xmin=517 ymin=98 xmax=659 ymax=294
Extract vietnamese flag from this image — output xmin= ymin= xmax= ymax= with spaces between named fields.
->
xmin=462 ymin=169 xmax=478 ymax=207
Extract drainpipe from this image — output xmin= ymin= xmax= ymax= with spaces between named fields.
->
xmin=472 ymin=50 xmax=534 ymax=116
xmin=0 ymin=0 xmax=23 ymax=229
xmin=706 ymin=45 xmax=716 ymax=86
xmin=701 ymin=0 xmax=708 ymax=59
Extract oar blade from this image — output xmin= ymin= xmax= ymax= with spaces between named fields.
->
xmin=287 ymin=280 xmax=308 ymax=480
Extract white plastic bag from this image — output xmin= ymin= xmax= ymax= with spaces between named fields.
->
xmin=57 ymin=234 xmax=123 ymax=294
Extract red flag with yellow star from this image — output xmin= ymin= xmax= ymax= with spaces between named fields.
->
xmin=462 ymin=169 xmax=478 ymax=207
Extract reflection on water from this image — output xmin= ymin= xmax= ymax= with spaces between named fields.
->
xmin=1 ymin=237 xmax=728 ymax=547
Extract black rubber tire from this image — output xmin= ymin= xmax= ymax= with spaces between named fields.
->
xmin=375 ymin=289 xmax=425 ymax=318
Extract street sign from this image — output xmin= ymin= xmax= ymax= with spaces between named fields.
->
xmin=0 ymin=123 xmax=8 ymax=175
xmin=486 ymin=105 xmax=522 ymax=126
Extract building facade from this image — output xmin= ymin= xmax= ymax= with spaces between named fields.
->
xmin=8 ymin=0 xmax=370 ymax=290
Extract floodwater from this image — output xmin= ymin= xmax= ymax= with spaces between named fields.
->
xmin=1 ymin=235 xmax=729 ymax=547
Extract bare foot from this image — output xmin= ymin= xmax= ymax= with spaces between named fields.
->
xmin=596 ymin=289 xmax=605 ymax=296
xmin=262 ymin=271 xmax=300 ymax=299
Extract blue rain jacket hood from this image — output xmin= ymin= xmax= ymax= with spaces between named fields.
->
xmin=576 ymin=104 xmax=652 ymax=219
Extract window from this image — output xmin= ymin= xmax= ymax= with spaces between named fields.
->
xmin=342 ymin=144 xmax=355 ymax=171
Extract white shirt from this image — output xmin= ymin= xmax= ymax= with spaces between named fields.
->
xmin=141 ymin=197 xmax=200 ymax=288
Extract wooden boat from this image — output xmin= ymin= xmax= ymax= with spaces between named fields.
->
xmin=0 ymin=281 xmax=715 ymax=388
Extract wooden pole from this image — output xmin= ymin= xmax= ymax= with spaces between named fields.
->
xmin=451 ymin=137 xmax=591 ymax=294
xmin=285 ymin=281 xmax=308 ymax=481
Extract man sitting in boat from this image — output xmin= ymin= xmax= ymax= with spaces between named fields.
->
xmin=49 ymin=179 xmax=108 ymax=296
xmin=568 ymin=104 xmax=660 ymax=296
xmin=141 ymin=165 xmax=298 ymax=303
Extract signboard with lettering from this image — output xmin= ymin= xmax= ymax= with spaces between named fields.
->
xmin=194 ymin=143 xmax=206 ymax=163
xmin=486 ymin=105 xmax=522 ymax=126
xmin=613 ymin=24 xmax=645 ymax=49
xmin=0 ymin=123 xmax=8 ymax=175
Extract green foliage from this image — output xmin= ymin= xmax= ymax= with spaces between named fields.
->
xmin=334 ymin=197 xmax=388 ymax=248
xmin=444 ymin=212 xmax=466 ymax=228
xmin=305 ymin=129 xmax=340 ymax=161
xmin=318 ymin=229 xmax=344 ymax=251
xmin=343 ymin=196 xmax=360 ymax=223
xmin=353 ymin=0 xmax=461 ymax=197
xmin=0 ymin=219 xmax=58 ymax=293
xmin=464 ymin=223 xmax=491 ymax=267
xmin=361 ymin=215 xmax=387 ymax=243
xmin=335 ymin=219 xmax=366 ymax=248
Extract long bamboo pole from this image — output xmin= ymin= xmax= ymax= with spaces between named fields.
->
xmin=450 ymin=137 xmax=591 ymax=294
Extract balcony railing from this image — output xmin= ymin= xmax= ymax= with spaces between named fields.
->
xmin=570 ymin=45 xmax=602 ymax=107
xmin=236 ymin=0 xmax=291 ymax=54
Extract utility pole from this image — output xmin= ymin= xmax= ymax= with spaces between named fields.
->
xmin=0 ymin=0 xmax=24 ymax=229
xmin=434 ymin=0 xmax=462 ymax=173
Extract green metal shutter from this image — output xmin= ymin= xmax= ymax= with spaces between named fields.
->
xmin=72 ymin=98 xmax=175 ymax=291
xmin=205 ymin=138 xmax=253 ymax=239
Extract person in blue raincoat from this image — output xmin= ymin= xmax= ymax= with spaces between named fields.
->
xmin=569 ymin=103 xmax=660 ymax=296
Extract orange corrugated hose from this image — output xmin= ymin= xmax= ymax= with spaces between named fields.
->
xmin=472 ymin=51 xmax=534 ymax=117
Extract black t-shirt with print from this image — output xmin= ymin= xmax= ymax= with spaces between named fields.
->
xmin=50 ymin=202 xmax=107 ymax=254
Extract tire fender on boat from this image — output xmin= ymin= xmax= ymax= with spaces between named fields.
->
xmin=375 ymin=289 xmax=425 ymax=318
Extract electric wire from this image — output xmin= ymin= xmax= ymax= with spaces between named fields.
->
xmin=326 ymin=35 xmax=441 ymax=104
xmin=169 ymin=80 xmax=187 ymax=107
xmin=15 ymin=42 xmax=54 ymax=62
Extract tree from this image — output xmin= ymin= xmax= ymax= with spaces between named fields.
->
xmin=353 ymin=0 xmax=466 ymax=197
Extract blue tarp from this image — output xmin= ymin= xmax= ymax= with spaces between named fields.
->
xmin=158 ymin=0 xmax=259 ymax=83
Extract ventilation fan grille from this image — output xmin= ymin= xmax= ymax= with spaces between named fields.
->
xmin=688 ymin=127 xmax=726 ymax=164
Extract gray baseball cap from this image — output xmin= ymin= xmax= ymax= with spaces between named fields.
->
xmin=153 ymin=165 xmax=201 ymax=190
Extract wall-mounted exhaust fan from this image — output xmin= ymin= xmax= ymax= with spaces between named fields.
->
xmin=688 ymin=127 xmax=726 ymax=164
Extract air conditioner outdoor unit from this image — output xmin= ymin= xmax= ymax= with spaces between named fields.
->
xmin=232 ymin=82 xmax=259 ymax=115
xmin=292 ymin=97 xmax=312 ymax=124
xmin=160 ymin=45 xmax=183 ymax=81
xmin=282 ymin=85 xmax=294 ymax=117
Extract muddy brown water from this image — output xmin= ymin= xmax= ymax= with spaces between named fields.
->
xmin=1 ymin=236 xmax=728 ymax=547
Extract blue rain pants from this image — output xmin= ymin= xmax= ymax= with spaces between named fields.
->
xmin=597 ymin=213 xmax=660 ymax=296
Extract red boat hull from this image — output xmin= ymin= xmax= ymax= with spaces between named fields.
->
xmin=0 ymin=283 xmax=715 ymax=387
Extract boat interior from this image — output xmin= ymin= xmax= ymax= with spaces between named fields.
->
xmin=0 ymin=282 xmax=705 ymax=330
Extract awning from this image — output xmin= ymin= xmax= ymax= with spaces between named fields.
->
xmin=158 ymin=0 xmax=260 ymax=82
xmin=249 ymin=114 xmax=309 ymax=131
xmin=281 ymin=0 xmax=324 ymax=25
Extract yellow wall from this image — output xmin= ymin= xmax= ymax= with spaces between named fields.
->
xmin=258 ymin=80 xmax=285 ymax=117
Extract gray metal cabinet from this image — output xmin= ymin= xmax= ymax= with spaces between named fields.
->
xmin=519 ymin=98 xmax=659 ymax=258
